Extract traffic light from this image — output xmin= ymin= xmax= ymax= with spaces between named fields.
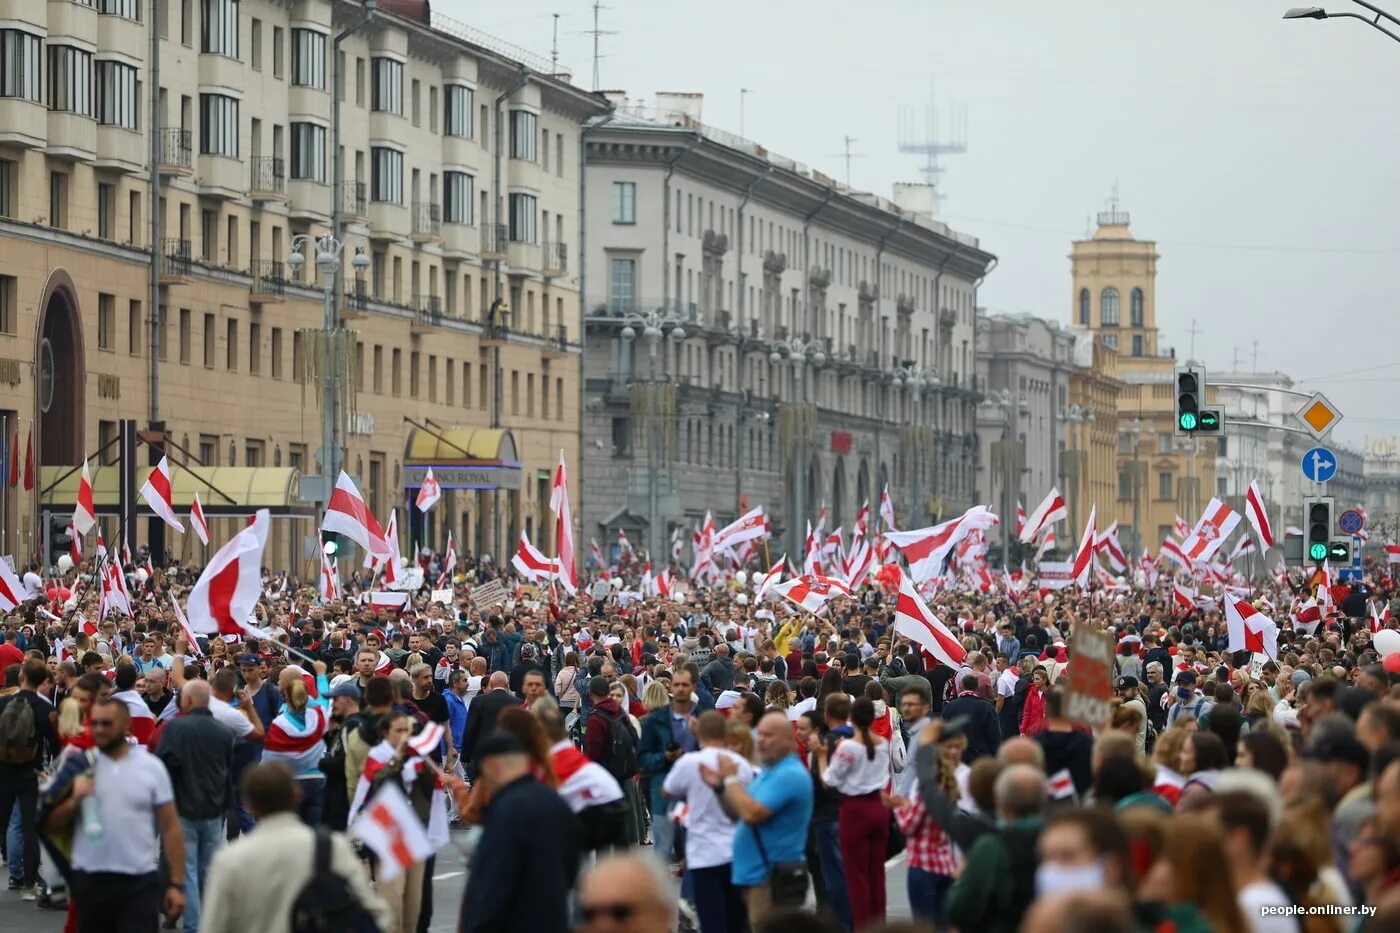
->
xmin=1326 ymin=537 xmax=1352 ymax=563
xmin=321 ymin=530 xmax=343 ymax=558
xmin=1303 ymin=496 xmax=1334 ymax=563
xmin=1175 ymin=366 xmax=1202 ymax=434
xmin=46 ymin=513 xmax=72 ymax=568
xmin=1175 ymin=365 xmax=1221 ymax=434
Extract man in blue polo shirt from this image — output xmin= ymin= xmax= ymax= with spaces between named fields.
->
xmin=702 ymin=711 xmax=814 ymax=925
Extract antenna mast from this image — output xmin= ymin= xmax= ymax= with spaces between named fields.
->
xmin=585 ymin=2 xmax=617 ymax=92
xmin=896 ymin=80 xmax=968 ymax=214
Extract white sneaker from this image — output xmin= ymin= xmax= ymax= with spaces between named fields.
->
xmin=20 ymin=886 xmax=38 ymax=901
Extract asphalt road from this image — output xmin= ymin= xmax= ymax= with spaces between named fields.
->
xmin=0 ymin=830 xmax=911 ymax=931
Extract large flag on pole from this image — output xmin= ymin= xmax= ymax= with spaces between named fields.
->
xmin=549 ymin=451 xmax=577 ymax=595
xmin=189 ymin=492 xmax=210 ymax=546
xmin=1244 ymin=481 xmax=1274 ymax=552
xmin=712 ymin=506 xmax=767 ymax=552
xmin=139 ymin=457 xmax=184 ymax=532
xmin=186 ymin=509 xmax=277 ymax=639
xmin=893 ymin=567 xmax=967 ymax=671
xmin=351 ymin=782 xmax=434 ymax=882
xmin=1019 ymin=487 xmax=1067 ymax=544
xmin=1070 ymin=506 xmax=1097 ymax=589
xmin=322 ymin=471 xmax=390 ymax=558
xmin=1181 ymin=498 xmax=1241 ymax=564
xmin=511 ymin=531 xmax=559 ymax=583
xmin=73 ymin=458 xmax=96 ymax=537
xmin=885 ymin=506 xmax=999 ymax=584
xmin=770 ymin=573 xmax=852 ymax=614
xmin=415 ymin=467 xmax=442 ymax=512
xmin=1225 ymin=595 xmax=1279 ymax=658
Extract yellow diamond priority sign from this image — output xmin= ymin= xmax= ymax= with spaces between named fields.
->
xmin=1294 ymin=392 xmax=1342 ymax=440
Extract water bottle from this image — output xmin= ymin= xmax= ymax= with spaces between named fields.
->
xmin=80 ymin=794 xmax=103 ymax=840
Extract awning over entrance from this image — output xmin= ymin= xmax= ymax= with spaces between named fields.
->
xmin=39 ymin=465 xmax=316 ymax=516
xmin=402 ymin=428 xmax=522 ymax=491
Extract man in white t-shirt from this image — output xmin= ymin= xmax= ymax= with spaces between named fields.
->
xmin=1207 ymin=789 xmax=1294 ymax=933
xmin=44 ymin=696 xmax=186 ymax=928
xmin=21 ymin=562 xmax=44 ymax=601
xmin=662 ymin=710 xmax=754 ymax=933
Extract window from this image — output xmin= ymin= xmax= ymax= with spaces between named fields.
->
xmin=289 ymin=122 xmax=325 ymax=181
xmin=371 ymin=58 xmax=402 ymax=114
xmin=542 ymin=129 xmax=549 ymax=171
xmin=248 ymin=322 xmax=260 ymax=375
xmin=1157 ymin=471 xmax=1173 ymax=500
xmin=201 ymin=209 xmax=217 ymax=260
xmin=128 ymin=300 xmax=141 ymax=355
xmin=178 ymin=309 xmax=190 ymax=363
xmin=201 ymin=0 xmax=238 ymax=58
xmin=96 ymin=61 xmax=139 ymax=128
xmin=444 ymin=84 xmax=472 ymax=137
xmin=199 ymin=93 xmax=238 ymax=156
xmin=199 ymin=434 xmax=217 ymax=466
xmin=202 ymin=313 xmax=215 ymax=365
xmin=226 ymin=318 xmax=237 ymax=370
xmin=1132 ymin=334 xmax=1143 ymax=357
xmin=271 ymin=327 xmax=282 ymax=379
xmin=612 ymin=182 xmax=636 ymax=224
xmin=1100 ymin=287 xmax=1120 ymax=326
xmin=609 ymin=258 xmax=636 ymax=313
xmin=49 ymin=172 xmax=67 ymax=228
xmin=355 ymin=57 xmax=364 ymax=106
xmin=291 ymin=29 xmax=325 ymax=89
xmin=509 ymin=110 xmax=537 ymax=160
xmin=1102 ymin=332 xmax=1118 ymax=350
xmin=428 ymin=85 xmax=437 ymax=132
xmin=1129 ymin=287 xmax=1144 ymax=327
xmin=97 ymin=183 xmax=114 ymax=239
xmin=410 ymin=351 xmax=420 ymax=397
xmin=1078 ymin=287 xmax=1089 ymax=326
xmin=97 ymin=294 xmax=114 ymax=350
xmin=1157 ymin=433 xmax=1172 ymax=454
xmin=99 ymin=0 xmax=141 ymax=20
xmin=411 ymin=79 xmax=420 ymax=125
xmin=250 ymin=18 xmax=261 ymax=70
xmin=370 ymin=147 xmax=402 ymax=203
xmin=98 ymin=421 xmax=117 ymax=464
xmin=508 ymin=193 xmax=537 ymax=243
xmin=443 ymin=171 xmax=473 ymax=224
xmin=372 ymin=345 xmax=383 ymax=392
xmin=272 ymin=26 xmax=283 ymax=78
xmin=47 ymin=46 xmax=93 ymax=117
xmin=391 ymin=348 xmax=402 ymax=395
xmin=0 ymin=160 xmax=13 ymax=218
xmin=1118 ymin=470 xmax=1133 ymax=501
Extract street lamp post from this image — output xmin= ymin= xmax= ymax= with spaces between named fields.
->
xmin=982 ymin=389 xmax=1027 ymax=570
xmin=1121 ymin=417 xmax=1153 ymax=558
xmin=619 ymin=308 xmax=688 ymax=559
xmin=1283 ymin=3 xmax=1400 ymax=42
xmin=770 ymin=336 xmax=827 ymax=557
xmin=288 ymin=235 xmax=370 ymax=510
xmin=1061 ymin=404 xmax=1096 ymax=534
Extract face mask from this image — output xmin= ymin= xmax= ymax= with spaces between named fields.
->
xmin=1035 ymin=860 xmax=1106 ymax=897
xmin=1176 ymin=686 xmax=1193 ymax=700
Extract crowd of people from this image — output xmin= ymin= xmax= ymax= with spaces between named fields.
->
xmin=0 ymin=545 xmax=1397 ymax=933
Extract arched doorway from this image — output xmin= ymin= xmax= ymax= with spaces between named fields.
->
xmin=36 ymin=272 xmax=85 ymax=467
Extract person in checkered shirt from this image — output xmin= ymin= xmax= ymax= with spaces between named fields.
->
xmin=887 ymin=726 xmax=963 ymax=930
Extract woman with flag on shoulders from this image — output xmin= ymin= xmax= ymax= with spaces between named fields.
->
xmin=260 ymin=661 xmax=332 ymax=826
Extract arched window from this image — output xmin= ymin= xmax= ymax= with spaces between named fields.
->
xmin=1078 ymin=288 xmax=1090 ymax=325
xmin=1100 ymin=287 xmax=1120 ymax=327
xmin=1130 ymin=287 xmax=1144 ymax=327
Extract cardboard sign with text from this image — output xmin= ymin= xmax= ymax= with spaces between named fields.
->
xmin=468 ymin=578 xmax=507 ymax=611
xmin=1037 ymin=561 xmax=1075 ymax=591
xmin=1065 ymin=622 xmax=1114 ymax=726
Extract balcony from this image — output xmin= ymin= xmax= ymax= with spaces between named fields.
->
xmin=159 ymin=239 xmax=192 ymax=284
xmin=481 ymin=223 xmax=508 ymax=260
xmin=249 ymin=158 xmax=287 ymax=201
xmin=368 ymin=201 xmax=409 ymax=241
xmin=542 ymin=241 xmax=567 ymax=277
xmin=343 ymin=279 xmax=370 ymax=319
xmin=197 ymin=154 xmax=244 ymax=199
xmin=481 ymin=316 xmax=510 ymax=346
xmin=95 ymin=125 xmax=144 ymax=172
xmin=287 ymin=179 xmax=331 ymax=222
xmin=542 ymin=323 xmax=570 ymax=359
xmin=411 ymin=202 xmax=441 ymax=242
xmin=157 ymin=128 xmax=193 ymax=175
xmin=340 ymin=182 xmax=368 ymax=221
xmin=249 ymin=260 xmax=286 ymax=305
xmin=46 ymin=112 xmax=96 ymax=161
xmin=507 ymin=240 xmax=539 ymax=274
xmin=411 ymin=294 xmax=444 ymax=334
xmin=442 ymin=222 xmax=478 ymax=258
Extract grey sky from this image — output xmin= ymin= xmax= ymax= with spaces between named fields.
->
xmin=444 ymin=0 xmax=1400 ymax=449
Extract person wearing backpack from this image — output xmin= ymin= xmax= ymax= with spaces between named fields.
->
xmin=583 ymin=676 xmax=641 ymax=844
xmin=0 ymin=657 xmax=59 ymax=899
xmin=946 ymin=763 xmax=1047 ymax=933
xmin=198 ymin=760 xmax=391 ymax=933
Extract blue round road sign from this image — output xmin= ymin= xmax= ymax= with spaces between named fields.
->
xmin=1338 ymin=509 xmax=1364 ymax=535
xmin=1301 ymin=447 xmax=1338 ymax=483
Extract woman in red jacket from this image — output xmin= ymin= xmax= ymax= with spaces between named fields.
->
xmin=1020 ymin=666 xmax=1050 ymax=736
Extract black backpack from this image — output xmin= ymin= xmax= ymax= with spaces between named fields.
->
xmin=596 ymin=709 xmax=639 ymax=781
xmin=0 ymin=695 xmax=36 ymax=764
xmin=290 ymin=829 xmax=380 ymax=933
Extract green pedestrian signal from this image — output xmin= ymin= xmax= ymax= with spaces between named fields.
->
xmin=1179 ymin=412 xmax=1198 ymax=431
xmin=1308 ymin=542 xmax=1328 ymax=562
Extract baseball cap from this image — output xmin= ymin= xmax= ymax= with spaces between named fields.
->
xmin=1290 ymin=670 xmax=1313 ymax=686
xmin=476 ymin=730 xmax=527 ymax=760
xmin=1174 ymin=669 xmax=1197 ymax=685
xmin=326 ymin=681 xmax=361 ymax=700
xmin=1116 ymin=676 xmax=1139 ymax=691
xmin=237 ymin=654 xmax=259 ymax=666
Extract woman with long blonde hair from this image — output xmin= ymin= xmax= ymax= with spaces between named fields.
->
xmin=1138 ymin=813 xmax=1248 ymax=933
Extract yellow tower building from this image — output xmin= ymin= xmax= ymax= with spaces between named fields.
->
xmin=1069 ymin=202 xmax=1215 ymax=557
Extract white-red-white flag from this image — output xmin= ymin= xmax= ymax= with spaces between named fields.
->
xmin=843 ymin=536 xmax=875 ymax=590
xmin=319 ymin=547 xmax=341 ymax=603
xmin=406 ymin=721 xmax=445 ymax=758
xmin=66 ymin=522 xmax=82 ymax=565
xmin=415 ymin=466 xmax=442 ymax=513
xmin=1172 ymin=581 xmax=1197 ymax=613
xmin=0 ymin=558 xmax=25 ymax=611
xmin=885 ymin=506 xmax=999 ymax=584
xmin=140 ymin=457 xmax=184 ymax=532
xmin=712 ymin=506 xmax=767 ymax=552
xmin=190 ymin=492 xmax=210 ymax=546
xmin=440 ymin=531 xmax=457 ymax=584
xmin=73 ymin=458 xmax=96 ymax=537
xmin=186 ymin=509 xmax=276 ymax=640
xmin=616 ymin=529 xmax=635 ymax=561
xmin=1244 ymin=481 xmax=1274 ymax=552
xmin=1292 ymin=597 xmax=1322 ymax=635
xmin=770 ymin=573 xmax=852 ymax=614
xmin=351 ymin=782 xmax=434 ymax=882
xmin=1387 ymin=544 xmax=1400 ymax=564
xmin=1181 ymin=499 xmax=1241 ymax=564
xmin=1226 ymin=595 xmax=1278 ymax=658
xmin=1070 ymin=506 xmax=1097 ymax=589
xmin=1015 ymin=501 xmax=1026 ymax=540
xmin=1019 ymin=487 xmax=1067 ymax=544
xmin=323 ymin=471 xmax=390 ymax=558
xmin=1035 ymin=527 xmax=1057 ymax=564
xmin=754 ymin=555 xmax=785 ymax=600
xmin=854 ymin=501 xmax=870 ymax=540
xmin=1160 ymin=537 xmax=1189 ymax=569
xmin=893 ymin=567 xmax=966 ymax=671
xmin=1229 ymin=535 xmax=1256 ymax=562
xmin=1173 ymin=515 xmax=1190 ymax=540
xmin=170 ymin=596 xmax=204 ymax=658
xmin=511 ymin=531 xmax=559 ymax=583
xmin=1094 ymin=521 xmax=1127 ymax=572
xmin=879 ymin=484 xmax=898 ymax=531
xmin=549 ymin=450 xmax=577 ymax=595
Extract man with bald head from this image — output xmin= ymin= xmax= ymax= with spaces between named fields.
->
xmin=575 ymin=852 xmax=678 ymax=933
xmin=461 ymin=671 xmax=517 ymax=774
xmin=948 ymin=763 xmax=1047 ymax=933
xmin=156 ymin=679 xmax=236 ymax=933
xmin=701 ymin=711 xmax=814 ymax=923
xmin=997 ymin=735 xmax=1047 ymax=770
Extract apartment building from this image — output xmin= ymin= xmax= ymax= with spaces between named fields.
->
xmin=0 ymin=0 xmax=605 ymax=569
xmin=580 ymin=94 xmax=995 ymax=560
